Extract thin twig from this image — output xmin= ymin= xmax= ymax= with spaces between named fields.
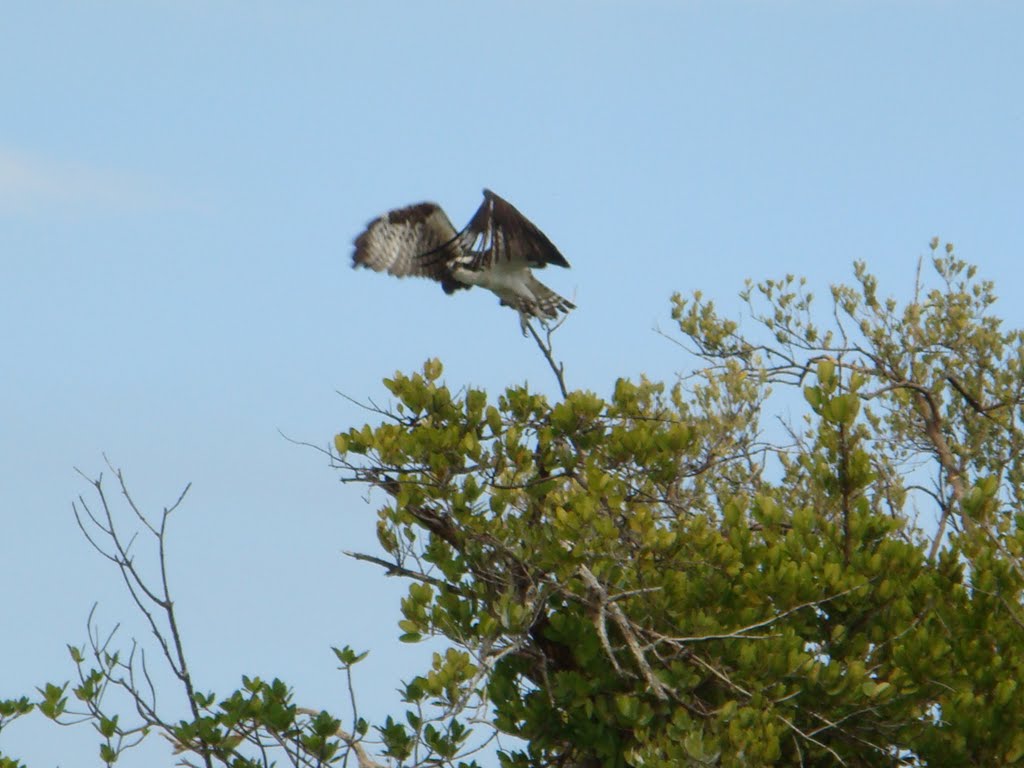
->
xmin=652 ymin=585 xmax=867 ymax=646
xmin=525 ymin=318 xmax=569 ymax=399
xmin=343 ymin=550 xmax=464 ymax=594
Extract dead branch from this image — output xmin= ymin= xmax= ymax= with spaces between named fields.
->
xmin=526 ymin=317 xmax=569 ymax=399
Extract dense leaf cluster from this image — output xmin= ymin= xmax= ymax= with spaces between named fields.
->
xmin=330 ymin=249 xmax=1024 ymax=766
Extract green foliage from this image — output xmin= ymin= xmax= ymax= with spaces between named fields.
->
xmin=6 ymin=249 xmax=1024 ymax=767
xmin=0 ymin=697 xmax=33 ymax=768
xmin=327 ymin=250 xmax=1024 ymax=766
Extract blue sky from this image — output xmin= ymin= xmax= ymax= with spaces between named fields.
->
xmin=2 ymin=2 xmax=1023 ymax=764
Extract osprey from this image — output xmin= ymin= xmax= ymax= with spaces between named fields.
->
xmin=352 ymin=189 xmax=574 ymax=329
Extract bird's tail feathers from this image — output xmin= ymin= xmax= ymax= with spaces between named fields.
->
xmin=531 ymin=278 xmax=575 ymax=319
xmin=500 ymin=277 xmax=575 ymax=321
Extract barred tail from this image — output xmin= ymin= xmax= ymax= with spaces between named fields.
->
xmin=518 ymin=275 xmax=574 ymax=320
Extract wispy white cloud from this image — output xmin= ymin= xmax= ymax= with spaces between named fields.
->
xmin=0 ymin=147 xmax=175 ymax=215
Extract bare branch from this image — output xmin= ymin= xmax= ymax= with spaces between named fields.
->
xmin=526 ymin=317 xmax=569 ymax=399
xmin=343 ymin=550 xmax=464 ymax=594
xmin=652 ymin=585 xmax=867 ymax=646
xmin=577 ymin=565 xmax=669 ymax=700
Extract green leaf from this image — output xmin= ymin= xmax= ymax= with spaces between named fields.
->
xmin=817 ymin=358 xmax=836 ymax=391
xmin=99 ymin=715 xmax=118 ymax=738
xmin=423 ymin=358 xmax=443 ymax=382
xmin=332 ymin=646 xmax=368 ymax=666
xmin=99 ymin=743 xmax=117 ymax=765
xmin=803 ymin=385 xmax=822 ymax=410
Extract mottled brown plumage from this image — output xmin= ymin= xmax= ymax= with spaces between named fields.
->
xmin=353 ymin=189 xmax=574 ymax=324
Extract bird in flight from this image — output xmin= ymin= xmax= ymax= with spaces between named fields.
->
xmin=352 ymin=189 xmax=574 ymax=331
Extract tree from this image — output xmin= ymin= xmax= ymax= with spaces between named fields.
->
xmin=3 ymin=242 xmax=1024 ymax=767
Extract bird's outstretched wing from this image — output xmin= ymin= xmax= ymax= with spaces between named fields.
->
xmin=352 ymin=202 xmax=461 ymax=281
xmin=454 ymin=189 xmax=571 ymax=271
